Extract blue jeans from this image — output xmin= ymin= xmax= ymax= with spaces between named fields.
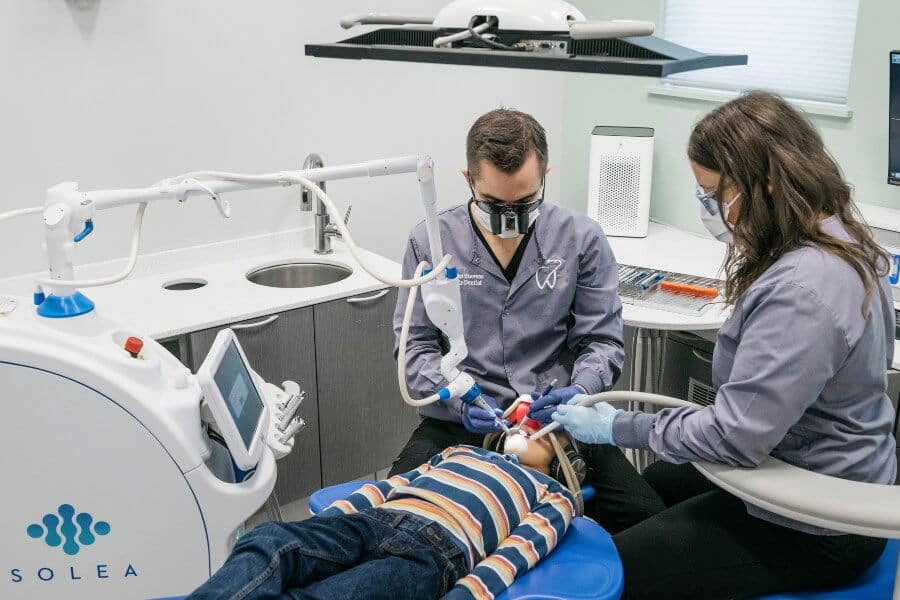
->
xmin=187 ymin=508 xmax=468 ymax=600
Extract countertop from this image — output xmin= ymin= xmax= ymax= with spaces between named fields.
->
xmin=608 ymin=223 xmax=730 ymax=331
xmin=609 ymin=222 xmax=899 ymax=370
xmin=1 ymin=221 xmax=896 ymax=369
xmin=0 ymin=227 xmax=400 ymax=340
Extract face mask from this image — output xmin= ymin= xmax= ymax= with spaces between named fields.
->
xmin=474 ymin=202 xmax=541 ymax=238
xmin=696 ymin=185 xmax=739 ymax=244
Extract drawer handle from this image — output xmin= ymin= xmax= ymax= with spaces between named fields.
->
xmin=231 ymin=315 xmax=280 ymax=330
xmin=691 ymin=349 xmax=713 ymax=364
xmin=347 ymin=289 xmax=390 ymax=304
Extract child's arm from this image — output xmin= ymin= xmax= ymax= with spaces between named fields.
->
xmin=318 ymin=447 xmax=451 ymax=517
xmin=445 ymin=479 xmax=575 ymax=600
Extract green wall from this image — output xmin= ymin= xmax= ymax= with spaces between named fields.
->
xmin=560 ymin=0 xmax=900 ymax=234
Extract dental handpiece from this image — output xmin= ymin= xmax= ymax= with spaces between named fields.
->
xmin=278 ymin=391 xmax=305 ymax=431
xmin=280 ymin=417 xmax=306 ymax=441
xmin=474 ymin=395 xmax=512 ymax=435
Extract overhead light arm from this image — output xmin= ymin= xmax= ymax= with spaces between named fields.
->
xmin=569 ymin=20 xmax=655 ymax=40
xmin=339 ymin=13 xmax=434 ymax=30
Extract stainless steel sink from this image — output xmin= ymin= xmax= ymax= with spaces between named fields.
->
xmin=246 ymin=262 xmax=352 ymax=289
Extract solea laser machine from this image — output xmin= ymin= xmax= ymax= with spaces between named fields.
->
xmin=0 ymin=154 xmax=489 ymax=599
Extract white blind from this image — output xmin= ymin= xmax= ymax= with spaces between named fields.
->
xmin=662 ymin=0 xmax=859 ymax=105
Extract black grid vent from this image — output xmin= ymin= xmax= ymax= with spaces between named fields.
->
xmin=571 ymin=38 xmax=668 ymax=60
xmin=895 ymin=308 xmax=899 ymax=339
xmin=346 ymin=29 xmax=442 ymax=48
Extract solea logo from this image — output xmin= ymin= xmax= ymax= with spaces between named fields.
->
xmin=26 ymin=504 xmax=110 ymax=556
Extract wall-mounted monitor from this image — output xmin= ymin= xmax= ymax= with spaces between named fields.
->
xmin=890 ymin=51 xmax=899 ymax=186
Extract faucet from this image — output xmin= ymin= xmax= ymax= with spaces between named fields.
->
xmin=300 ymin=153 xmax=343 ymax=255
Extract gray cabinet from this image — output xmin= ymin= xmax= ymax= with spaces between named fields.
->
xmin=190 ymin=308 xmax=322 ymax=502
xmin=314 ymin=288 xmax=420 ymax=486
xmin=658 ymin=332 xmax=716 ymax=405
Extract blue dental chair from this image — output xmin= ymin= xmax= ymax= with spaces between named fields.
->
xmin=309 ymin=482 xmax=624 ymax=600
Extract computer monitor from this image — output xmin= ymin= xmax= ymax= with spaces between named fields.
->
xmin=890 ymin=51 xmax=899 ymax=186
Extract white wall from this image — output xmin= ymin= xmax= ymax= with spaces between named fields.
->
xmin=0 ymin=0 xmax=565 ymax=279
xmin=559 ymin=0 xmax=900 ymax=231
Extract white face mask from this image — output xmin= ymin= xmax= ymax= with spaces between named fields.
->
xmin=696 ymin=185 xmax=739 ymax=244
xmin=474 ymin=203 xmax=540 ymax=239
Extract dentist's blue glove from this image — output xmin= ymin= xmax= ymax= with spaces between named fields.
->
xmin=528 ymin=385 xmax=586 ymax=424
xmin=551 ymin=396 xmax=621 ymax=445
xmin=461 ymin=394 xmax=505 ymax=434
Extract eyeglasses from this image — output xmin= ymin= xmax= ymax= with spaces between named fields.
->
xmin=469 ymin=178 xmax=546 ymax=214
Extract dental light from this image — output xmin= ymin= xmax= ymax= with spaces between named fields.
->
xmin=306 ymin=0 xmax=747 ymax=77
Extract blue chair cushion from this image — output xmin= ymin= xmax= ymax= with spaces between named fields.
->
xmin=309 ymin=480 xmax=377 ymax=514
xmin=497 ymin=516 xmax=623 ymax=600
xmin=752 ymin=539 xmax=899 ymax=600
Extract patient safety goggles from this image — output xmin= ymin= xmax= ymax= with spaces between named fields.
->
xmin=469 ymin=178 xmax=545 ymax=238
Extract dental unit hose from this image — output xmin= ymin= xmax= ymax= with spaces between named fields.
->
xmin=0 ymin=206 xmax=43 ymax=224
xmin=527 ymin=391 xmax=700 ymax=441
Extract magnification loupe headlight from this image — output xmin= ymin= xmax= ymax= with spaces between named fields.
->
xmin=471 ymin=179 xmax=545 ymax=238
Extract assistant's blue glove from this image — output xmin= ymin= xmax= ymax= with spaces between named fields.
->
xmin=528 ymin=385 xmax=585 ymax=424
xmin=461 ymin=394 xmax=505 ymax=434
xmin=551 ymin=396 xmax=621 ymax=445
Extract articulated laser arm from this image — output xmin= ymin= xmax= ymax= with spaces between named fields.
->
xmin=6 ymin=154 xmax=481 ymax=410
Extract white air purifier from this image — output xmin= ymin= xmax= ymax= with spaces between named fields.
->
xmin=587 ymin=126 xmax=654 ymax=237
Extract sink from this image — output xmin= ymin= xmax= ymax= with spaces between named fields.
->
xmin=246 ymin=262 xmax=353 ymax=289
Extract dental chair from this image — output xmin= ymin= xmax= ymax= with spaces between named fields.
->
xmin=309 ymin=482 xmax=623 ymax=600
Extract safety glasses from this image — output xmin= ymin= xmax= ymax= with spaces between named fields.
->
xmin=695 ymin=184 xmax=720 ymax=216
xmin=469 ymin=178 xmax=546 ymax=214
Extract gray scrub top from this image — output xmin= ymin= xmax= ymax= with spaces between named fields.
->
xmin=394 ymin=202 xmax=625 ymax=423
xmin=615 ymin=216 xmax=897 ymax=532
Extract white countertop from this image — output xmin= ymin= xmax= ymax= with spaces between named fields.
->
xmin=610 ymin=222 xmax=899 ymax=370
xmin=608 ymin=222 xmax=730 ymax=331
xmin=1 ymin=220 xmax=896 ymax=369
xmin=0 ymin=227 xmax=400 ymax=340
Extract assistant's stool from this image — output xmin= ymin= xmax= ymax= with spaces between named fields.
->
xmin=751 ymin=539 xmax=900 ymax=600
xmin=310 ymin=482 xmax=622 ymax=600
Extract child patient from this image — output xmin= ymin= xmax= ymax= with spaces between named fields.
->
xmin=187 ymin=427 xmax=577 ymax=600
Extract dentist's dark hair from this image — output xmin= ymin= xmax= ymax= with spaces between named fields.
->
xmin=688 ymin=90 xmax=888 ymax=312
xmin=467 ymin=108 xmax=548 ymax=179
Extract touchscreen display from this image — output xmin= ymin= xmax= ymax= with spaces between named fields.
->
xmin=890 ymin=52 xmax=899 ymax=185
xmin=214 ymin=340 xmax=265 ymax=449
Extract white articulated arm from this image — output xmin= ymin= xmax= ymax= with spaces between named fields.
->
xmin=339 ymin=13 xmax=434 ymax=29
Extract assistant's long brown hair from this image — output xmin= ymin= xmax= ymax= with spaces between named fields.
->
xmin=688 ymin=91 xmax=888 ymax=311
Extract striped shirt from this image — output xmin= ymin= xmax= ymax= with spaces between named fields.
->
xmin=319 ymin=445 xmax=576 ymax=600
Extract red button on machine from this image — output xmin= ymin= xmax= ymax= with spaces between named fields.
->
xmin=124 ymin=336 xmax=144 ymax=358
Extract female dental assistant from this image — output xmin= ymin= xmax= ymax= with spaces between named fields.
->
xmin=553 ymin=91 xmax=897 ymax=599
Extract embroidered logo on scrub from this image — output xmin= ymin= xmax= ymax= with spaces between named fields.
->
xmin=536 ymin=259 xmax=564 ymax=290
xmin=26 ymin=504 xmax=111 ymax=556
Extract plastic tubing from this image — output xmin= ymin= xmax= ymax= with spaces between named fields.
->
xmin=396 ymin=260 xmax=443 ymax=407
xmin=36 ymin=202 xmax=148 ymax=288
xmin=0 ymin=206 xmax=42 ymax=224
xmin=160 ymin=171 xmax=452 ymax=289
xmin=528 ymin=391 xmax=698 ymax=440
